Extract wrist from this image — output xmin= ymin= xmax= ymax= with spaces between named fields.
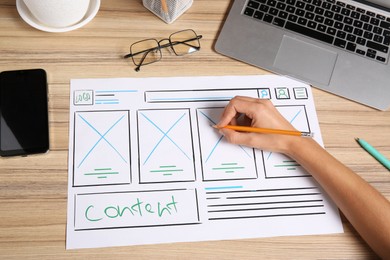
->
xmin=283 ymin=136 xmax=319 ymax=159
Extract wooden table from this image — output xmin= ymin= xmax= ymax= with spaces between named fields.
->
xmin=0 ymin=0 xmax=389 ymax=258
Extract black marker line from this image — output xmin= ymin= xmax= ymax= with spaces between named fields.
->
xmin=205 ymin=187 xmax=318 ymax=195
xmin=207 ymin=199 xmax=324 ymax=207
xmin=207 ymin=205 xmax=324 ymax=213
xmin=95 ymin=94 xmax=115 ymax=97
xmin=76 ymin=188 xmax=188 ymax=196
xmin=194 ymin=189 xmax=201 ymax=222
xmin=75 ymin=222 xmax=202 ymax=232
xmin=227 ymin=192 xmax=322 ymax=199
xmin=208 ymin=212 xmax=326 ymax=221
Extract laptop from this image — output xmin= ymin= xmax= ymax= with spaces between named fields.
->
xmin=215 ymin=0 xmax=390 ymax=110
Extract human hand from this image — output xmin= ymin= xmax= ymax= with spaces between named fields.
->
xmin=216 ymin=96 xmax=298 ymax=154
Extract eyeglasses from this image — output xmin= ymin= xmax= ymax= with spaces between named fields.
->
xmin=124 ymin=29 xmax=202 ymax=72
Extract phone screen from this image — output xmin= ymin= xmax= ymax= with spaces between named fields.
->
xmin=0 ymin=69 xmax=49 ymax=156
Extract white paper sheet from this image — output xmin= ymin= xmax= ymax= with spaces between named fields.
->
xmin=66 ymin=75 xmax=343 ymax=249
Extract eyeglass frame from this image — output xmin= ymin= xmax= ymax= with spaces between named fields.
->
xmin=124 ymin=29 xmax=203 ymax=72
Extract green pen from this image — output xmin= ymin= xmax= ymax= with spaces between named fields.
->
xmin=355 ymin=138 xmax=390 ymax=171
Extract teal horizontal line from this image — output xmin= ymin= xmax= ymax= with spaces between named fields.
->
xmin=94 ymin=168 xmax=112 ymax=171
xmin=98 ymin=176 xmax=107 ymax=179
xmin=150 ymin=169 xmax=183 ymax=173
xmin=96 ymin=102 xmax=120 ymax=105
xmin=221 ymin=163 xmax=238 ymax=166
xmin=159 ymin=165 xmax=176 ymax=168
xmin=274 ymin=164 xmax=300 ymax=167
xmin=84 ymin=172 xmax=119 ymax=175
xmin=205 ymin=186 xmax=243 ymax=190
xmin=212 ymin=167 xmax=245 ymax=170
xmin=225 ymin=171 xmax=235 ymax=173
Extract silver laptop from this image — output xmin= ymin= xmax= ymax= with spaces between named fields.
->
xmin=215 ymin=0 xmax=390 ymax=110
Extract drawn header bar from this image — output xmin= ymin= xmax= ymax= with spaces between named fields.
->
xmin=145 ymin=89 xmax=258 ymax=103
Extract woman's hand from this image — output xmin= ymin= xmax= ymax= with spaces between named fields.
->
xmin=216 ymin=96 xmax=299 ymax=154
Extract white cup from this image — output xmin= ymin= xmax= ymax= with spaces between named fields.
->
xmin=23 ymin=0 xmax=90 ymax=28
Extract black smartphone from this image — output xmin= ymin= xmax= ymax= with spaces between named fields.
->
xmin=0 ymin=69 xmax=49 ymax=156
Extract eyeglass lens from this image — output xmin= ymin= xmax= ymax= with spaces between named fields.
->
xmin=170 ymin=30 xmax=200 ymax=56
xmin=130 ymin=39 xmax=162 ymax=66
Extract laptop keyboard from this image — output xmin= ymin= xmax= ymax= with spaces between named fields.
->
xmin=243 ymin=0 xmax=390 ymax=63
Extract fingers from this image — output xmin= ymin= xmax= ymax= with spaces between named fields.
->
xmin=217 ymin=96 xmax=271 ymax=127
xmin=219 ymin=128 xmax=254 ymax=146
xmin=216 ymin=96 xmax=297 ymax=153
xmin=219 ymin=127 xmax=280 ymax=152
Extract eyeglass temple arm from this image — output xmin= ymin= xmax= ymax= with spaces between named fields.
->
xmin=134 ymin=50 xmax=152 ymax=72
xmin=132 ymin=48 xmax=156 ymax=71
xmin=166 ymin=35 xmax=203 ymax=50
xmin=123 ymin=46 xmax=160 ymax=71
xmin=124 ymin=46 xmax=159 ymax=59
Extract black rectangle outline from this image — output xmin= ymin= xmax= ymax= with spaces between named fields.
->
xmin=137 ymin=108 xmax=196 ymax=184
xmin=274 ymin=87 xmax=290 ymax=100
xmin=257 ymin=88 xmax=271 ymax=99
xmin=73 ymin=89 xmax=94 ymax=106
xmin=144 ymin=88 xmax=259 ymax=103
xmin=293 ymin=87 xmax=309 ymax=100
xmin=74 ymin=188 xmax=201 ymax=231
xmin=263 ymin=105 xmax=312 ymax=179
xmin=195 ymin=107 xmax=259 ymax=182
xmin=72 ymin=110 xmax=131 ymax=187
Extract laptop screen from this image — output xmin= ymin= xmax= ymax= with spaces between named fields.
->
xmin=354 ymin=0 xmax=390 ymax=10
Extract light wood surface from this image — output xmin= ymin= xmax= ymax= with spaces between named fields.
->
xmin=0 ymin=0 xmax=389 ymax=259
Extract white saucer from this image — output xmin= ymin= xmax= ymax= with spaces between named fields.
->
xmin=16 ymin=0 xmax=101 ymax=33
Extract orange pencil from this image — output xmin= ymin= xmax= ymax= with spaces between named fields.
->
xmin=161 ymin=0 xmax=169 ymax=14
xmin=214 ymin=125 xmax=313 ymax=137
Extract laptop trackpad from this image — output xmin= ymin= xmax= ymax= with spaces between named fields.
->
xmin=273 ymin=36 xmax=338 ymax=85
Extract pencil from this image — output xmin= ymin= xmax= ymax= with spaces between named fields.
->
xmin=355 ymin=138 xmax=390 ymax=171
xmin=161 ymin=0 xmax=169 ymax=14
xmin=214 ymin=125 xmax=314 ymax=137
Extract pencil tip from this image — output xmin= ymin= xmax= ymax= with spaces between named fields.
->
xmin=302 ymin=132 xmax=314 ymax=137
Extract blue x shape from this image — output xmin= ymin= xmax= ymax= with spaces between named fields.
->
xmin=141 ymin=112 xmax=191 ymax=165
xmin=77 ymin=114 xmax=127 ymax=168
xmin=199 ymin=111 xmax=251 ymax=163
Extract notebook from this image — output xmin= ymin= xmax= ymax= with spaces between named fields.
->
xmin=215 ymin=0 xmax=390 ymax=110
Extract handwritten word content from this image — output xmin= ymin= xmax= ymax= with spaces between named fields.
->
xmin=85 ymin=195 xmax=178 ymax=222
xmin=75 ymin=189 xmax=200 ymax=230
